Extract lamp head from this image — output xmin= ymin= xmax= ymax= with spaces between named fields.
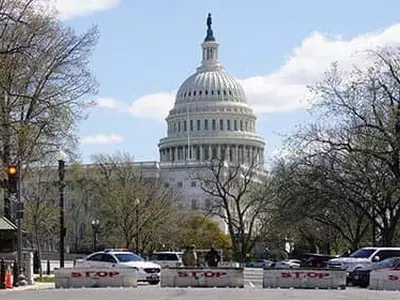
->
xmin=57 ymin=149 xmax=67 ymax=162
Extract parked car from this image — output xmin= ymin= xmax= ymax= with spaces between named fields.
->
xmin=246 ymin=259 xmax=273 ymax=268
xmin=349 ymin=256 xmax=400 ymax=288
xmin=74 ymin=249 xmax=161 ymax=285
xmin=328 ymin=247 xmax=400 ymax=272
xmin=269 ymin=259 xmax=301 ymax=269
xmin=299 ymin=253 xmax=339 ymax=268
xmin=149 ymin=251 xmax=183 ymax=268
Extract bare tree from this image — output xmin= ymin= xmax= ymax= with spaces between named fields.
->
xmin=191 ymin=158 xmax=272 ymax=262
xmin=0 ymin=0 xmax=98 ymax=171
xmin=90 ymin=153 xmax=179 ymax=250
xmin=282 ymin=47 xmax=400 ymax=246
xmin=22 ymin=166 xmax=58 ymax=277
xmin=271 ymin=158 xmax=370 ymax=252
xmin=64 ymin=163 xmax=98 ymax=252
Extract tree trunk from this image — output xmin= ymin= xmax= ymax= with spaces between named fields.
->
xmin=381 ymin=224 xmax=396 ymax=246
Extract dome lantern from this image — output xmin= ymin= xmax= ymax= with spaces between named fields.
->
xmin=198 ymin=13 xmax=222 ymax=73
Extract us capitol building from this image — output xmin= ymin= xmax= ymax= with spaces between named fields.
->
xmin=136 ymin=14 xmax=265 ymax=217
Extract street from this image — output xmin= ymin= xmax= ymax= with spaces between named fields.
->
xmin=1 ymin=268 xmax=398 ymax=300
xmin=1 ymin=286 xmax=399 ymax=300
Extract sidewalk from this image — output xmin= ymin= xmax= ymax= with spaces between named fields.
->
xmin=0 ymin=282 xmax=55 ymax=292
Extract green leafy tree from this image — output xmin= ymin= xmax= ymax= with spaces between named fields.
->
xmin=180 ymin=215 xmax=231 ymax=250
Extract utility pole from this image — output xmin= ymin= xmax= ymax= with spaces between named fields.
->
xmin=57 ymin=150 xmax=67 ymax=268
xmin=16 ymin=160 xmax=23 ymax=278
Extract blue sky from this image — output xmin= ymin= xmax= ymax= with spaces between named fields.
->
xmin=54 ymin=0 xmax=400 ymax=166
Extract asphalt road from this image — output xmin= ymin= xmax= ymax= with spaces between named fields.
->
xmin=1 ymin=286 xmax=399 ymax=300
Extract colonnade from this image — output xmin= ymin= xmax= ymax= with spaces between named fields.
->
xmin=160 ymin=144 xmax=264 ymax=165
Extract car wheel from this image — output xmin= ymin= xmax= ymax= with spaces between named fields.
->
xmin=359 ymin=280 xmax=369 ymax=288
xmin=148 ymin=280 xmax=160 ymax=285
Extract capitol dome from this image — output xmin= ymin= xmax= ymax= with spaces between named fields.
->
xmin=175 ymin=69 xmax=247 ymax=105
xmin=158 ymin=13 xmax=265 ymax=166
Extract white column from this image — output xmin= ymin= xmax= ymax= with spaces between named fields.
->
xmin=261 ymin=148 xmax=264 ymax=165
xmin=217 ymin=145 xmax=221 ymax=159
xmin=208 ymin=145 xmax=212 ymax=159
xmin=255 ymin=148 xmax=259 ymax=163
xmin=235 ymin=145 xmax=239 ymax=163
xmin=174 ymin=147 xmax=178 ymax=162
xmin=226 ymin=145 xmax=230 ymax=162
xmin=200 ymin=145 xmax=204 ymax=161
xmin=169 ymin=148 xmax=172 ymax=162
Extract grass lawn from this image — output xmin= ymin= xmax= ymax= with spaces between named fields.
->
xmin=35 ymin=275 xmax=55 ymax=283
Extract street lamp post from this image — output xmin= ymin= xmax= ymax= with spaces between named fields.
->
xmin=91 ymin=219 xmax=100 ymax=251
xmin=57 ymin=150 xmax=67 ymax=268
xmin=135 ymin=198 xmax=140 ymax=253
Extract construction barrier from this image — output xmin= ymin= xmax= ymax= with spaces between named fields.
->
xmin=0 ymin=260 xmax=15 ymax=289
xmin=54 ymin=267 xmax=138 ymax=288
xmin=160 ymin=267 xmax=244 ymax=288
xmin=263 ymin=268 xmax=347 ymax=289
xmin=369 ymin=269 xmax=400 ymax=291
xmin=5 ymin=265 xmax=12 ymax=288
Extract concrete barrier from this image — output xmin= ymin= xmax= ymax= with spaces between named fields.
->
xmin=369 ymin=269 xmax=400 ymax=291
xmin=54 ymin=267 xmax=138 ymax=288
xmin=218 ymin=262 xmax=240 ymax=268
xmin=161 ymin=267 xmax=244 ymax=288
xmin=263 ymin=268 xmax=347 ymax=289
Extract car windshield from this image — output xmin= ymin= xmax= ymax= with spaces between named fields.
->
xmin=114 ymin=253 xmax=143 ymax=262
xmin=376 ymin=257 xmax=400 ymax=269
xmin=349 ymin=249 xmax=376 ymax=258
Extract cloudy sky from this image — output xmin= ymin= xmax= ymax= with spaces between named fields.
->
xmin=54 ymin=0 xmax=400 ymax=165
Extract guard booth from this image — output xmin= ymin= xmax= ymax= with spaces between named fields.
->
xmin=0 ymin=217 xmax=17 ymax=253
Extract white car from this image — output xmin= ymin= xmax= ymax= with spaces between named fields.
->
xmin=270 ymin=259 xmax=301 ymax=269
xmin=328 ymin=247 xmax=400 ymax=272
xmin=149 ymin=251 xmax=183 ymax=268
xmin=74 ymin=250 xmax=161 ymax=284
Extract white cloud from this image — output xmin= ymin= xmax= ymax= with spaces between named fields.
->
xmin=95 ymin=98 xmax=119 ymax=109
xmin=121 ymin=23 xmax=400 ymax=121
xmin=82 ymin=134 xmax=124 ymax=144
xmin=39 ymin=0 xmax=119 ymax=20
xmin=128 ymin=92 xmax=175 ymax=121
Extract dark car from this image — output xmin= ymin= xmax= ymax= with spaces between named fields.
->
xmin=349 ymin=256 xmax=400 ymax=288
xmin=299 ymin=253 xmax=339 ymax=268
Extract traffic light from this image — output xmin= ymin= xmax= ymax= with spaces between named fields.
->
xmin=7 ymin=165 xmax=18 ymax=194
